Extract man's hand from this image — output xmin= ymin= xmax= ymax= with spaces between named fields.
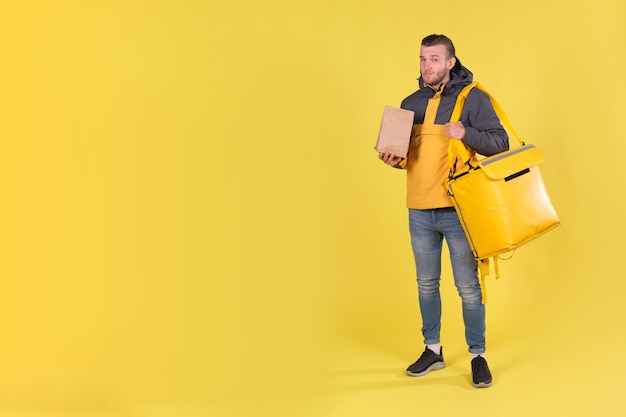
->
xmin=378 ymin=152 xmax=403 ymax=167
xmin=445 ymin=121 xmax=466 ymax=139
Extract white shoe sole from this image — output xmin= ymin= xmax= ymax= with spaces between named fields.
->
xmin=406 ymin=361 xmax=445 ymax=377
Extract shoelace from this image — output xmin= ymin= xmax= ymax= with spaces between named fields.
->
xmin=472 ymin=358 xmax=490 ymax=376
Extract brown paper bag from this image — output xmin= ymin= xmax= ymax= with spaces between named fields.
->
xmin=374 ymin=106 xmax=414 ymax=158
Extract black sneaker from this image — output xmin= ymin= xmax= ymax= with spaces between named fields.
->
xmin=406 ymin=347 xmax=445 ymax=376
xmin=471 ymin=356 xmax=493 ymax=388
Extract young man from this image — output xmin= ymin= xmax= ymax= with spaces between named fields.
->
xmin=378 ymin=34 xmax=509 ymax=388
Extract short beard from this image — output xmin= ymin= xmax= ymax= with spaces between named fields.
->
xmin=423 ymin=74 xmax=446 ymax=88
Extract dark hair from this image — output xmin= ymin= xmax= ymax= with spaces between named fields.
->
xmin=421 ymin=34 xmax=456 ymax=59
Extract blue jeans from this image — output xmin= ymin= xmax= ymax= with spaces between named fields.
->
xmin=408 ymin=208 xmax=486 ymax=354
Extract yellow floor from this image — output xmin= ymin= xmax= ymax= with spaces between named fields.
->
xmin=0 ymin=243 xmax=623 ymax=417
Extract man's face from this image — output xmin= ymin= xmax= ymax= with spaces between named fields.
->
xmin=419 ymin=44 xmax=456 ymax=88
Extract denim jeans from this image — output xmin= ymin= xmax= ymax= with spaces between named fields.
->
xmin=408 ymin=208 xmax=486 ymax=354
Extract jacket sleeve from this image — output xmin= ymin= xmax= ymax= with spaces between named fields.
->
xmin=460 ymin=89 xmax=509 ymax=157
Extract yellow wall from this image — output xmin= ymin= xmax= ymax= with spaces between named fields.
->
xmin=0 ymin=0 xmax=624 ymax=416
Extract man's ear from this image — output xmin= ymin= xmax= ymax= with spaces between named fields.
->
xmin=447 ymin=56 xmax=457 ymax=70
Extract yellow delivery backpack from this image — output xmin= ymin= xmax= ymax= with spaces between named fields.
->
xmin=446 ymin=82 xmax=560 ymax=302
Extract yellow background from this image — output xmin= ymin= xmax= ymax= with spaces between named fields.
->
xmin=0 ymin=0 xmax=624 ymax=416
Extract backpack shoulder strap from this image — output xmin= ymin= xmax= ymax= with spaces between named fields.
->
xmin=450 ymin=81 xmax=477 ymax=123
xmin=478 ymin=257 xmax=501 ymax=304
xmin=447 ymin=82 xmax=526 ymax=172
xmin=447 ymin=82 xmax=478 ymax=171
xmin=473 ymin=83 xmax=524 ymax=146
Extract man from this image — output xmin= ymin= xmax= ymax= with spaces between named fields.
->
xmin=378 ymin=34 xmax=509 ymax=388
